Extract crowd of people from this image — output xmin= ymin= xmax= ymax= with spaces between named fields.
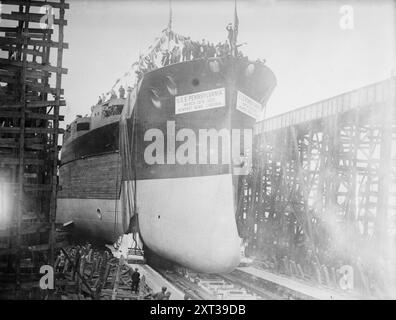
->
xmin=160 ymin=39 xmax=234 ymax=67
xmin=135 ymin=23 xmax=245 ymax=79
xmin=98 ymin=23 xmax=255 ymax=106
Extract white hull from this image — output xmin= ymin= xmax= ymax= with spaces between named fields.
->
xmin=57 ymin=173 xmax=241 ymax=273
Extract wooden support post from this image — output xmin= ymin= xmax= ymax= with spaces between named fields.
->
xmin=111 ymin=256 xmax=124 ymax=300
xmin=60 ymin=248 xmax=95 ymax=299
xmin=49 ymin=0 xmax=67 ymax=267
xmin=0 ymin=0 xmax=68 ymax=296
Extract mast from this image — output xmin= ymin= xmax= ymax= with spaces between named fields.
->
xmin=168 ymin=0 xmax=173 ymax=32
xmin=233 ymin=0 xmax=239 ymax=57
xmin=167 ymin=0 xmax=173 ymax=51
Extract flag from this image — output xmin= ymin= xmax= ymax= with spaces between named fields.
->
xmin=168 ymin=0 xmax=173 ymax=31
xmin=234 ymin=0 xmax=239 ymax=43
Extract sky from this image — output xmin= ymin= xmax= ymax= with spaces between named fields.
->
xmin=36 ymin=0 xmax=396 ymax=125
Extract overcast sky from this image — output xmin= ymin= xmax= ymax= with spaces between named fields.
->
xmin=58 ymin=0 xmax=395 ymax=124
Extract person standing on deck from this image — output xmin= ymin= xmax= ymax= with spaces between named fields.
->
xmin=119 ymin=85 xmax=125 ymax=99
xmin=183 ymin=37 xmax=192 ymax=61
xmin=226 ymin=23 xmax=234 ymax=49
xmin=162 ymin=50 xmax=170 ymax=66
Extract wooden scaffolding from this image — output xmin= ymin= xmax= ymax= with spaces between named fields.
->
xmin=0 ymin=0 xmax=69 ymax=279
xmin=237 ymin=77 xmax=396 ymax=296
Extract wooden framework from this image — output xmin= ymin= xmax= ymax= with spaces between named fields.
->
xmin=237 ymin=77 xmax=396 ymax=295
xmin=0 ymin=0 xmax=68 ymax=275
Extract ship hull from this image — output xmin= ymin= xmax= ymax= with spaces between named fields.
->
xmin=58 ymin=172 xmax=240 ymax=273
xmin=137 ymin=174 xmax=240 ymax=273
xmin=57 ymin=57 xmax=276 ymax=273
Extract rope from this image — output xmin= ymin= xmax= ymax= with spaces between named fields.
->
xmin=131 ymin=107 xmax=139 ymax=250
xmin=113 ymin=152 xmax=120 ymax=236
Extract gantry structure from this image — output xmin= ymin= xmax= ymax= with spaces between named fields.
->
xmin=0 ymin=0 xmax=68 ymax=279
xmin=237 ymin=77 xmax=396 ymax=295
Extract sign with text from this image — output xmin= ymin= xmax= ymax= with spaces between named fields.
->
xmin=236 ymin=91 xmax=262 ymax=120
xmin=175 ymin=88 xmax=225 ymax=115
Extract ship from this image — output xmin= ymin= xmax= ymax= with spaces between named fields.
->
xmin=57 ymin=15 xmax=276 ymax=273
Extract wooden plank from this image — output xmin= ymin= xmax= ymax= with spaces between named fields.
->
xmin=24 ymin=184 xmax=54 ymax=192
xmin=29 ymin=144 xmax=62 ymax=152
xmin=27 ymin=84 xmax=64 ymax=96
xmin=20 ymin=222 xmax=50 ymax=235
xmin=0 ymin=158 xmax=44 ymax=165
xmin=0 ymin=58 xmax=68 ymax=74
xmin=0 ymin=13 xmax=67 ymax=26
xmin=21 ymin=48 xmax=45 ymax=58
xmin=0 ymin=44 xmax=18 ymax=53
xmin=0 ymin=36 xmax=68 ymax=51
xmin=0 ymin=141 xmax=57 ymax=151
xmin=49 ymin=0 xmax=67 ymax=264
xmin=5 ymin=32 xmax=46 ymax=39
xmin=26 ymin=127 xmax=65 ymax=134
xmin=0 ymin=66 xmax=50 ymax=80
xmin=0 ymin=127 xmax=22 ymax=134
xmin=29 ymin=241 xmax=69 ymax=252
xmin=0 ymin=69 xmax=14 ymax=77
xmin=0 ymin=127 xmax=65 ymax=134
xmin=0 ymin=142 xmax=18 ymax=148
xmin=0 ymin=27 xmax=53 ymax=35
xmin=28 ymin=100 xmax=66 ymax=107
xmin=60 ymin=248 xmax=96 ymax=299
xmin=0 ymin=111 xmax=21 ymax=118
xmin=27 ymin=112 xmax=65 ymax=121
xmin=111 ymin=257 xmax=123 ymax=300
xmin=0 ymin=241 xmax=69 ymax=256
xmin=0 ymin=1 xmax=70 ymax=10
xmin=0 ymin=100 xmax=65 ymax=108
xmin=0 ymin=44 xmax=45 ymax=60
xmin=0 ymin=76 xmax=17 ymax=84
xmin=0 ymin=137 xmax=43 ymax=144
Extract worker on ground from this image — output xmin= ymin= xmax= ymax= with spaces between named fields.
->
xmin=164 ymin=292 xmax=171 ymax=300
xmin=56 ymin=252 xmax=65 ymax=273
xmin=130 ymin=268 xmax=140 ymax=294
xmin=152 ymin=286 xmax=167 ymax=300
xmin=184 ymin=292 xmax=193 ymax=300
xmin=71 ymin=247 xmax=81 ymax=280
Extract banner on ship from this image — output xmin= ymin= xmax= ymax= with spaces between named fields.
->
xmin=175 ymin=88 xmax=226 ymax=115
xmin=236 ymin=91 xmax=262 ymax=120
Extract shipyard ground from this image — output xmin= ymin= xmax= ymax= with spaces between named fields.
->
xmin=20 ymin=234 xmax=372 ymax=300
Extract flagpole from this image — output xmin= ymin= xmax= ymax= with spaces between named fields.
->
xmin=233 ymin=0 xmax=239 ymax=57
xmin=169 ymin=0 xmax=173 ymax=32
xmin=167 ymin=0 xmax=172 ymax=51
